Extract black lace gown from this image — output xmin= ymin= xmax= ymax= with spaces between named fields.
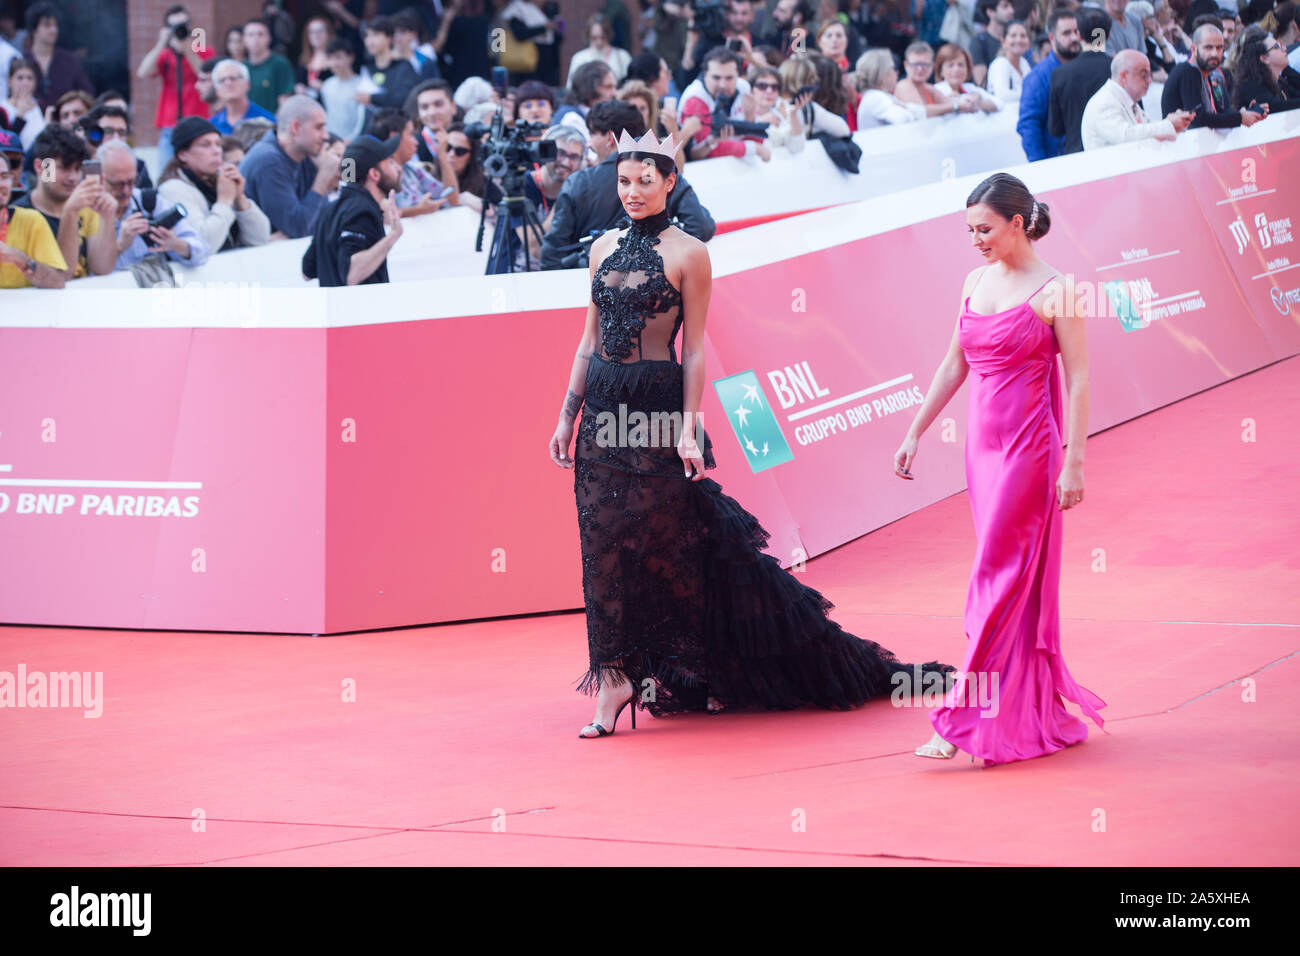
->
xmin=573 ymin=206 xmax=951 ymax=716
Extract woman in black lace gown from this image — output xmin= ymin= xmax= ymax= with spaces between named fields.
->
xmin=548 ymin=132 xmax=952 ymax=738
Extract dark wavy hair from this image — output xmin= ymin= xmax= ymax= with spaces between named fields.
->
xmin=966 ymin=172 xmax=1052 ymax=240
xmin=29 ymin=123 xmax=91 ymax=168
xmin=810 ymin=52 xmax=850 ymax=117
xmin=367 ymin=109 xmax=411 ymax=141
xmin=1233 ymin=25 xmax=1281 ymax=103
xmin=445 ymin=122 xmax=486 ymax=197
xmin=570 ymin=61 xmax=614 ymax=107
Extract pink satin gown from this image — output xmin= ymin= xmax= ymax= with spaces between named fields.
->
xmin=930 ymin=270 xmax=1106 ymax=766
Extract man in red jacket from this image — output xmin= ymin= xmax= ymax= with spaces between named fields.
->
xmin=136 ymin=4 xmax=215 ymax=167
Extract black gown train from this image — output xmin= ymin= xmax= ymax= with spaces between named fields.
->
xmin=573 ymin=206 xmax=951 ymax=716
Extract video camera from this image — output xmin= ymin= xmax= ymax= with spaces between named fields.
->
xmin=689 ymin=0 xmax=728 ymax=41
xmin=463 ymin=115 xmax=557 ymax=185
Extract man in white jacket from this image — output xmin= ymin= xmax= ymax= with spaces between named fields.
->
xmin=1081 ymin=49 xmax=1193 ymax=150
xmin=678 ymin=48 xmax=752 ymax=160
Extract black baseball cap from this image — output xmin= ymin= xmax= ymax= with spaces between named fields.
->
xmin=342 ymin=133 xmax=401 ymax=184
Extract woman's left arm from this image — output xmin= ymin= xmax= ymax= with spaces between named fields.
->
xmin=1048 ymin=278 xmax=1089 ymax=509
xmin=678 ymin=240 xmax=712 ymax=480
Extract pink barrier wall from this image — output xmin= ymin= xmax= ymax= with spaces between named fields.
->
xmin=2 ymin=138 xmax=1297 ymax=633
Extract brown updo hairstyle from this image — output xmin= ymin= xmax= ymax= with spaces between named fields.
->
xmin=966 ymin=172 xmax=1052 ymax=241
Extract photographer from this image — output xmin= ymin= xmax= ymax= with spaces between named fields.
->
xmin=530 ymin=125 xmax=587 ymax=230
xmin=757 ymin=0 xmax=815 ymax=58
xmin=679 ymin=0 xmax=764 ymax=91
xmin=136 ymin=4 xmax=215 ymax=167
xmin=539 ymin=99 xmax=715 ymax=270
xmin=493 ymin=122 xmax=588 ymax=271
xmin=78 ymin=104 xmax=153 ymax=189
xmin=679 ymin=47 xmax=754 ymax=159
xmin=98 ymin=139 xmax=211 ymax=271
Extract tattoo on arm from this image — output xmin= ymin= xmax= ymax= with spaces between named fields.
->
xmin=561 ymin=389 xmax=584 ymax=421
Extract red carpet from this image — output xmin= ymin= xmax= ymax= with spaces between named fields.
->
xmin=2 ymin=356 xmax=1297 ymax=866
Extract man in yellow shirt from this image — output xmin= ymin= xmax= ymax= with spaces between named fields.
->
xmin=11 ymin=126 xmax=118 ymax=279
xmin=0 ymin=132 xmax=67 ymax=289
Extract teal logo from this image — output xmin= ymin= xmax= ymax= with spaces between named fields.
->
xmin=712 ymin=371 xmax=794 ymax=473
xmin=1104 ymin=280 xmax=1146 ymax=332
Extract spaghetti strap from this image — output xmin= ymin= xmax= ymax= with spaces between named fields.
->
xmin=1026 ymin=274 xmax=1058 ymax=302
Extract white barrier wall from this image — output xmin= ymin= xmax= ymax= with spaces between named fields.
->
xmin=3 ymin=111 xmax=1297 ymax=632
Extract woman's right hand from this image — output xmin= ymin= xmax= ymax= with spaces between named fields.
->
xmin=893 ymin=435 xmax=918 ymax=479
xmin=550 ymin=419 xmax=575 ymax=468
xmin=216 ymin=167 xmax=238 ymax=205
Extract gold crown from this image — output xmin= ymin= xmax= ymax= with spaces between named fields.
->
xmin=616 ymin=128 xmax=678 ymax=159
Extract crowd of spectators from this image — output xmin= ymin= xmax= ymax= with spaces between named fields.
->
xmin=2 ymin=0 xmax=1297 ymax=289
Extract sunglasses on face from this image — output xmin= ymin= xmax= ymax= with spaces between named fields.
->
xmin=446 ymin=145 xmax=471 ymax=157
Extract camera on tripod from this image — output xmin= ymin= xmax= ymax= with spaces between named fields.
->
xmin=463 ymin=116 xmax=557 ymax=184
xmin=467 ymin=106 xmax=559 ymax=274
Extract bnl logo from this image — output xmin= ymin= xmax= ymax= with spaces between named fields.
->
xmin=1228 ymin=216 xmax=1251 ymax=255
xmin=712 ymin=371 xmax=794 ymax=473
xmin=1104 ymin=280 xmax=1146 ymax=332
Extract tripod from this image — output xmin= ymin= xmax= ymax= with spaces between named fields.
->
xmin=479 ymin=174 xmax=547 ymax=275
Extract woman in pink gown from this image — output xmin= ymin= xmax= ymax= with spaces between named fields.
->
xmin=893 ymin=173 xmax=1105 ymax=766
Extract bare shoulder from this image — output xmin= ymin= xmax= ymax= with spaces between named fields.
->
xmin=1032 ymin=263 xmax=1071 ymax=324
xmin=666 ymin=227 xmax=707 ymax=263
xmin=961 ymin=265 xmax=987 ymax=297
xmin=662 ymin=226 xmax=709 ymax=285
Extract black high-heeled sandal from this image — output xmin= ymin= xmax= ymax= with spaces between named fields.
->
xmin=579 ymin=686 xmax=637 ymax=738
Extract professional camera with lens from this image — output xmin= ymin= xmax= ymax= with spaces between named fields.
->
xmin=171 ymin=18 xmax=190 ymax=41
xmin=466 ymin=111 xmax=558 ymax=272
xmin=149 ymin=203 xmax=187 ymax=232
xmin=689 ymin=0 xmax=728 ymax=43
xmin=76 ymin=115 xmax=106 ymax=145
xmin=463 ymin=116 xmax=557 ymax=185
xmin=710 ymin=93 xmax=773 ymax=139
xmin=136 ymin=188 xmax=188 ymax=241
